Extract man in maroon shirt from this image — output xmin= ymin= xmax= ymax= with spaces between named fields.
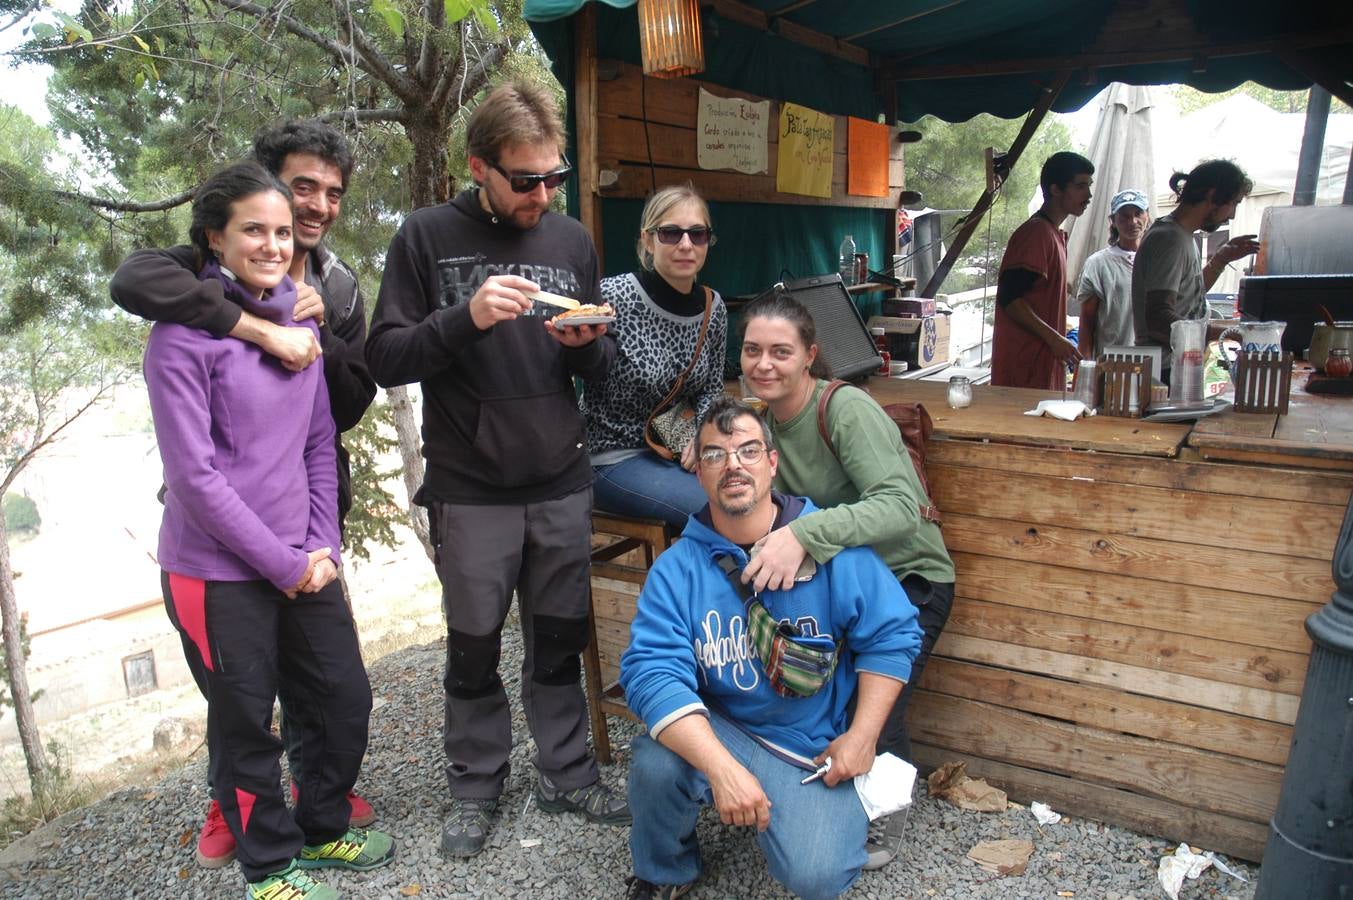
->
xmin=991 ymin=152 xmax=1093 ymax=390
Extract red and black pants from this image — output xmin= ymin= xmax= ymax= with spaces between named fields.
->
xmin=162 ymin=572 xmax=372 ymax=881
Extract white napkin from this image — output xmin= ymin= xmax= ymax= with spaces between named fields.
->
xmin=853 ymin=752 xmax=917 ymax=821
xmin=1023 ymin=399 xmax=1093 ymax=420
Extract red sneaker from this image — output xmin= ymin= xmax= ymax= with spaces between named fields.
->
xmin=290 ymin=783 xmax=377 ymax=828
xmin=195 ymin=799 xmax=237 ymax=868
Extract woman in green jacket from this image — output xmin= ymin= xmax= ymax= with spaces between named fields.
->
xmin=738 ymin=290 xmax=955 ymax=870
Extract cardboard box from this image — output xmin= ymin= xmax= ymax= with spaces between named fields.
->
xmin=867 ymin=314 xmax=951 ymax=368
xmin=881 ymin=297 xmax=936 ymax=318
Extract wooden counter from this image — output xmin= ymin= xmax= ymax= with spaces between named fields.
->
xmin=1188 ymin=367 xmax=1353 ymax=470
xmin=860 ymin=375 xmax=1353 ymax=862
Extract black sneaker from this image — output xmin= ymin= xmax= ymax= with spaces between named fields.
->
xmin=863 ymin=807 xmax=911 ymax=870
xmin=624 ymin=875 xmax=693 ymax=899
xmin=440 ymin=797 xmax=497 ymax=858
xmin=535 ymin=774 xmax=631 ymax=826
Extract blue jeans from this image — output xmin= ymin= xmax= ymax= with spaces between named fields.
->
xmin=628 ymin=712 xmax=868 ymax=899
xmin=592 ymin=452 xmax=706 ymax=531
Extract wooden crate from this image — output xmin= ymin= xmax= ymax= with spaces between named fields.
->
xmin=907 ymin=438 xmax=1353 ymax=861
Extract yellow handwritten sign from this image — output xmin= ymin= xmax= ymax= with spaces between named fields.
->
xmin=847 ymin=117 xmax=889 ymax=197
xmin=698 ymin=88 xmax=770 ymax=174
xmin=776 ymin=102 xmax=834 ymax=199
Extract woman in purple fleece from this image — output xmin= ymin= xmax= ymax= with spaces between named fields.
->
xmin=144 ymin=162 xmax=393 ymax=899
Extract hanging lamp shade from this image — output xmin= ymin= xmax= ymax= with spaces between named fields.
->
xmin=637 ymin=0 xmax=705 ymax=79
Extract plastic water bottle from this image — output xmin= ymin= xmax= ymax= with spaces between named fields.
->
xmin=838 ymin=234 xmax=856 ymax=287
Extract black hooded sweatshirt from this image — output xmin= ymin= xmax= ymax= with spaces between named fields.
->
xmin=366 ymin=189 xmax=615 ymax=505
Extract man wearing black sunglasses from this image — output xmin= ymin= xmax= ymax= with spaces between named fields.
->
xmin=367 ymin=79 xmax=626 ymax=861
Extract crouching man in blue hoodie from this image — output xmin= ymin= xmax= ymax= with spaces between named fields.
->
xmin=619 ymin=396 xmax=923 ymax=900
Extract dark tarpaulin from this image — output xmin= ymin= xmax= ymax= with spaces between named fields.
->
xmin=526 ymin=0 xmax=1352 ymax=294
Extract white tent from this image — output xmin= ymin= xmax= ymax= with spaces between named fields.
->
xmin=1150 ymin=93 xmax=1353 ymax=292
xmin=1041 ymin=90 xmax=1353 ymax=293
xmin=1064 ymin=84 xmax=1157 ymax=295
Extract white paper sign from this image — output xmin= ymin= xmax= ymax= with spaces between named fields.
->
xmin=697 ymin=87 xmax=769 ymax=175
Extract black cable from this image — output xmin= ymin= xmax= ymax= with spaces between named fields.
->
xmin=640 ymin=73 xmax=657 ymax=194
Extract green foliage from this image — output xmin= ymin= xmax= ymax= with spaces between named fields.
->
xmin=341 ymin=401 xmax=401 ymax=563
xmin=0 ymin=613 xmax=38 ymax=718
xmin=2 ymin=493 xmax=39 ymax=536
xmin=0 ymin=311 xmax=143 ymax=487
xmin=6 ymin=0 xmax=558 ymax=565
xmin=0 ymin=741 xmax=90 ymax=843
xmin=902 ymin=113 xmax=1074 ymax=292
xmin=1175 ymin=83 xmax=1350 ymax=116
xmin=0 ymin=105 xmax=122 ymax=330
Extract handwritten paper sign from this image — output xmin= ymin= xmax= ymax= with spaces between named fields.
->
xmin=776 ymin=102 xmax=834 ymax=198
xmin=697 ymin=88 xmax=769 ymax=174
xmin=847 ymin=117 xmax=889 ymax=197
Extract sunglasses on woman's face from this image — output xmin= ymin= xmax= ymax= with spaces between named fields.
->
xmin=649 ymin=225 xmax=716 ymax=247
xmin=490 ymin=159 xmax=572 ymax=193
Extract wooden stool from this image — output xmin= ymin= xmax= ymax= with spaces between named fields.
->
xmin=584 ymin=512 xmax=672 ymax=763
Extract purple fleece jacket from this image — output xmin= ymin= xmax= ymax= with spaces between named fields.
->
xmin=144 ymin=261 xmax=340 ymax=591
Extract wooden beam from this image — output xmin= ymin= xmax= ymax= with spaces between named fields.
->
xmin=910 ymin=743 xmax=1270 ymax=862
xmin=707 ymin=0 xmax=872 ymax=68
xmin=573 ymin=3 xmax=602 ymax=267
xmin=845 ymin=0 xmax=968 ymax=43
xmin=1279 ymin=50 xmax=1353 ymax=112
xmin=767 ymin=0 xmax=821 ymax=15
xmin=920 ymin=70 xmax=1070 ymax=297
xmin=885 ymin=29 xmax=1353 ymax=81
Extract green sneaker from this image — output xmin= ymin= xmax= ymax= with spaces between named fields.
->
xmin=244 ymin=861 xmax=338 ymax=899
xmin=297 ymin=826 xmax=396 ymax=872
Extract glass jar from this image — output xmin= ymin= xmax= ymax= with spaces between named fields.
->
xmin=1326 ymin=348 xmax=1352 ymax=378
xmin=871 ymin=326 xmax=892 ymax=375
xmin=947 ymin=375 xmax=972 ymax=409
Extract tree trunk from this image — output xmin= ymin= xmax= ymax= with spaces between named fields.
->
xmin=386 ymin=385 xmax=433 ymax=562
xmin=405 ymin=117 xmax=452 ymax=209
xmin=383 ymin=115 xmax=452 ymax=563
xmin=0 ymin=511 xmax=52 ymax=810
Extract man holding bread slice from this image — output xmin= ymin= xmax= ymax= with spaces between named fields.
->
xmin=366 ymin=79 xmax=625 ymax=859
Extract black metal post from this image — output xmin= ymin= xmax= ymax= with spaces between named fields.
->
xmin=1255 ymin=492 xmax=1353 ymax=898
xmin=1293 ymin=86 xmax=1331 ymax=207
xmin=1343 ymin=144 xmax=1353 ymax=207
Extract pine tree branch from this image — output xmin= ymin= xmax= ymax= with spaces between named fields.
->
xmin=324 ymin=0 xmax=414 ymax=102
xmin=50 ymin=187 xmax=196 ymax=213
xmin=319 ymin=107 xmax=408 ymax=124
xmin=430 ymin=31 xmax=506 ymax=115
xmin=214 ymin=0 xmax=420 ymax=104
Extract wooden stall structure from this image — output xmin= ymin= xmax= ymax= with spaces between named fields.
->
xmin=866 ymin=377 xmax=1353 ymax=861
xmin=525 ymin=0 xmax=1353 ymax=863
xmin=590 ymin=62 xmax=905 ymax=213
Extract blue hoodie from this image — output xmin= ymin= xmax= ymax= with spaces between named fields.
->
xmin=619 ymin=495 xmax=922 ymax=766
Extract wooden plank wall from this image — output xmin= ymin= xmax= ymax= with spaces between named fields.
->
xmin=596 ymin=61 xmax=904 ymax=209
xmin=910 ymin=439 xmax=1353 ymax=861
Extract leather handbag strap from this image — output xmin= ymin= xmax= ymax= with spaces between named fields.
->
xmin=815 ymin=379 xmax=942 ymax=525
xmin=644 ymin=286 xmax=715 ymax=459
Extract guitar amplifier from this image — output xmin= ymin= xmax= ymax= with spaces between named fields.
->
xmin=779 ymin=274 xmax=881 ymax=382
xmin=1238 ymin=274 xmax=1353 ymax=353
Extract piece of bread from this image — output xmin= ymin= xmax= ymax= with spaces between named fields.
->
xmin=552 ymin=303 xmax=614 ymax=322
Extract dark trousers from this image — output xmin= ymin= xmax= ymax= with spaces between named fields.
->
xmin=429 ymin=488 xmax=599 ymax=799
xmin=162 ymin=573 xmax=372 ymax=881
xmin=877 ymin=576 xmax=955 ymax=761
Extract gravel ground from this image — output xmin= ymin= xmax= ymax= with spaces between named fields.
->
xmin=0 ymin=626 xmax=1260 ymax=899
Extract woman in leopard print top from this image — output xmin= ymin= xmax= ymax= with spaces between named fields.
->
xmin=581 ymin=184 xmax=727 ymax=530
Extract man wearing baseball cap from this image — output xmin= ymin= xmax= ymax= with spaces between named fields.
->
xmin=1075 ymin=188 xmax=1150 ymax=359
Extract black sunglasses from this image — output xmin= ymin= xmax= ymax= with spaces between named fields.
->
xmin=489 ymin=158 xmax=572 ymax=193
xmin=649 ymin=225 xmax=716 ymax=247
